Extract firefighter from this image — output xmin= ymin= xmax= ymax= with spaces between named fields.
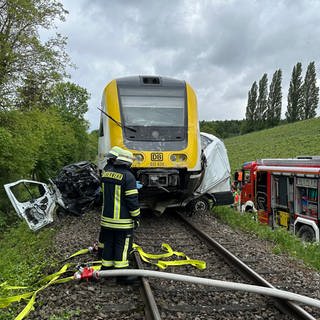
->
xmin=100 ymin=148 xmax=141 ymax=284
xmin=233 ymin=188 xmax=240 ymax=211
xmin=97 ymin=146 xmax=125 ymax=257
xmin=102 ymin=146 xmax=124 ymax=170
xmin=234 ymin=170 xmax=243 ymax=189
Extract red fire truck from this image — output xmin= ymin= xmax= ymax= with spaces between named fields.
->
xmin=236 ymin=157 xmax=320 ymax=241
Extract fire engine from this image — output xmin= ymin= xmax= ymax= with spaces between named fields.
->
xmin=236 ymin=157 xmax=320 ymax=242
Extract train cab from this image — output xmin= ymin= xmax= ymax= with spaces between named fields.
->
xmin=98 ymin=75 xmax=202 ymax=213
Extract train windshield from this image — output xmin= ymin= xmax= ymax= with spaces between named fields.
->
xmin=118 ymin=87 xmax=185 ymax=127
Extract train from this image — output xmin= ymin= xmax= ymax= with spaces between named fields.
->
xmin=98 ymin=75 xmax=233 ymax=214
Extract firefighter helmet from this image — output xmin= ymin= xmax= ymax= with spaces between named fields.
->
xmin=115 ymin=149 xmax=134 ymax=166
xmin=105 ymin=146 xmax=124 ymax=159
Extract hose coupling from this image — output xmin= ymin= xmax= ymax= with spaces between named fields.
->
xmin=74 ymin=266 xmax=95 ymax=280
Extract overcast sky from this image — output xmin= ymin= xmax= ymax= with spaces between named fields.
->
xmin=50 ymin=0 xmax=320 ymax=131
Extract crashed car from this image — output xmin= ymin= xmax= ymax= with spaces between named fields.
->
xmin=4 ymin=161 xmax=101 ymax=231
xmin=52 ymin=161 xmax=101 ymax=216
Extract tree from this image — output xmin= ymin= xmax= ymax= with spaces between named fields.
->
xmin=245 ymin=81 xmax=258 ymax=121
xmin=267 ymin=69 xmax=282 ymax=127
xmin=199 ymin=120 xmax=242 ymax=139
xmin=199 ymin=120 xmax=217 ymax=136
xmin=286 ymin=62 xmax=304 ymax=122
xmin=87 ymin=129 xmax=99 ymax=161
xmin=50 ymin=82 xmax=90 ymax=121
xmin=0 ymin=0 xmax=70 ymax=109
xmin=256 ymin=73 xmax=268 ymax=126
xmin=15 ymin=73 xmax=52 ymax=110
xmin=244 ymin=81 xmax=258 ymax=133
xmin=301 ymin=61 xmax=319 ymax=120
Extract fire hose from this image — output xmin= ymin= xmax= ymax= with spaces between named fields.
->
xmin=2 ymin=244 xmax=320 ymax=320
xmin=74 ymin=267 xmax=320 ymax=309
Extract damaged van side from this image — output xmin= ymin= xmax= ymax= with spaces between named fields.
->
xmin=4 ymin=180 xmax=63 ymax=231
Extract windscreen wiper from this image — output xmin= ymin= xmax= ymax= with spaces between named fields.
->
xmin=98 ymin=107 xmax=136 ymax=132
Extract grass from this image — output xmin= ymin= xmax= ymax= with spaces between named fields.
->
xmin=0 ymin=221 xmax=56 ymax=320
xmin=224 ymin=117 xmax=320 ymax=173
xmin=214 ymin=206 xmax=320 ymax=271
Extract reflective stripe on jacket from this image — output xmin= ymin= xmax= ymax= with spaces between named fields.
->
xmin=101 ymin=164 xmax=140 ymax=229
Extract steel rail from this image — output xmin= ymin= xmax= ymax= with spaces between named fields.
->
xmin=177 ymin=212 xmax=316 ymax=320
xmin=133 ymin=251 xmax=162 ymax=320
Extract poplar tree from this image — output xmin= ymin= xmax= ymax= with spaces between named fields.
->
xmin=243 ymin=81 xmax=258 ymax=133
xmin=267 ymin=69 xmax=282 ymax=127
xmin=256 ymin=73 xmax=268 ymax=128
xmin=286 ymin=62 xmax=304 ymax=122
xmin=245 ymin=81 xmax=258 ymax=121
xmin=301 ymin=61 xmax=319 ymax=119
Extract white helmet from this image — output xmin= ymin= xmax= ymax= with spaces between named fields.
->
xmin=104 ymin=146 xmax=124 ymax=159
xmin=115 ymin=149 xmax=134 ymax=166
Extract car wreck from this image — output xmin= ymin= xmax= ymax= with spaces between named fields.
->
xmin=4 ymin=161 xmax=101 ymax=231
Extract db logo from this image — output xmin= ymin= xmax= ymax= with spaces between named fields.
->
xmin=151 ymin=153 xmax=163 ymax=161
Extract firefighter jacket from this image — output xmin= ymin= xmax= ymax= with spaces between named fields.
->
xmin=101 ymin=164 xmax=140 ymax=230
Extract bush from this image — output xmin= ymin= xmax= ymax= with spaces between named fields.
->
xmin=0 ymin=108 xmax=98 ymax=231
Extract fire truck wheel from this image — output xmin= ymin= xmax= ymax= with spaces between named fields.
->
xmin=187 ymin=197 xmax=210 ymax=216
xmin=297 ymin=225 xmax=315 ymax=242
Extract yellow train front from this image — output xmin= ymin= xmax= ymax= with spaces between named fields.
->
xmin=98 ymin=75 xmax=202 ymax=213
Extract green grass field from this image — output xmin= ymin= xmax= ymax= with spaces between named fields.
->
xmin=224 ymin=117 xmax=320 ymax=173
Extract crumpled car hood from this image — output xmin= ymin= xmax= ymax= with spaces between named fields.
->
xmin=53 ymin=161 xmax=101 ymax=216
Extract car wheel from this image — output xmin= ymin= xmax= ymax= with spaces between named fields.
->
xmin=187 ymin=197 xmax=210 ymax=216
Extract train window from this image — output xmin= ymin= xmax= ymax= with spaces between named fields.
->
xmin=118 ymin=87 xmax=185 ymax=127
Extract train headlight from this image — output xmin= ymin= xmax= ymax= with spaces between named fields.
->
xmin=134 ymin=153 xmax=144 ymax=162
xmin=170 ymin=154 xmax=187 ymax=162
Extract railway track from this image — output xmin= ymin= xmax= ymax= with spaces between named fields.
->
xmin=27 ymin=209 xmax=320 ymax=320
xmin=127 ymin=210 xmax=318 ymax=320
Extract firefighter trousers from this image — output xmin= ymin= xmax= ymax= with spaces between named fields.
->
xmin=100 ymin=228 xmax=133 ymax=269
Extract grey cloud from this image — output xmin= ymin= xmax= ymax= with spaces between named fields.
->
xmin=54 ymin=0 xmax=320 ymax=130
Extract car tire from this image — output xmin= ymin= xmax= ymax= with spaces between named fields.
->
xmin=187 ymin=196 xmax=210 ymax=216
